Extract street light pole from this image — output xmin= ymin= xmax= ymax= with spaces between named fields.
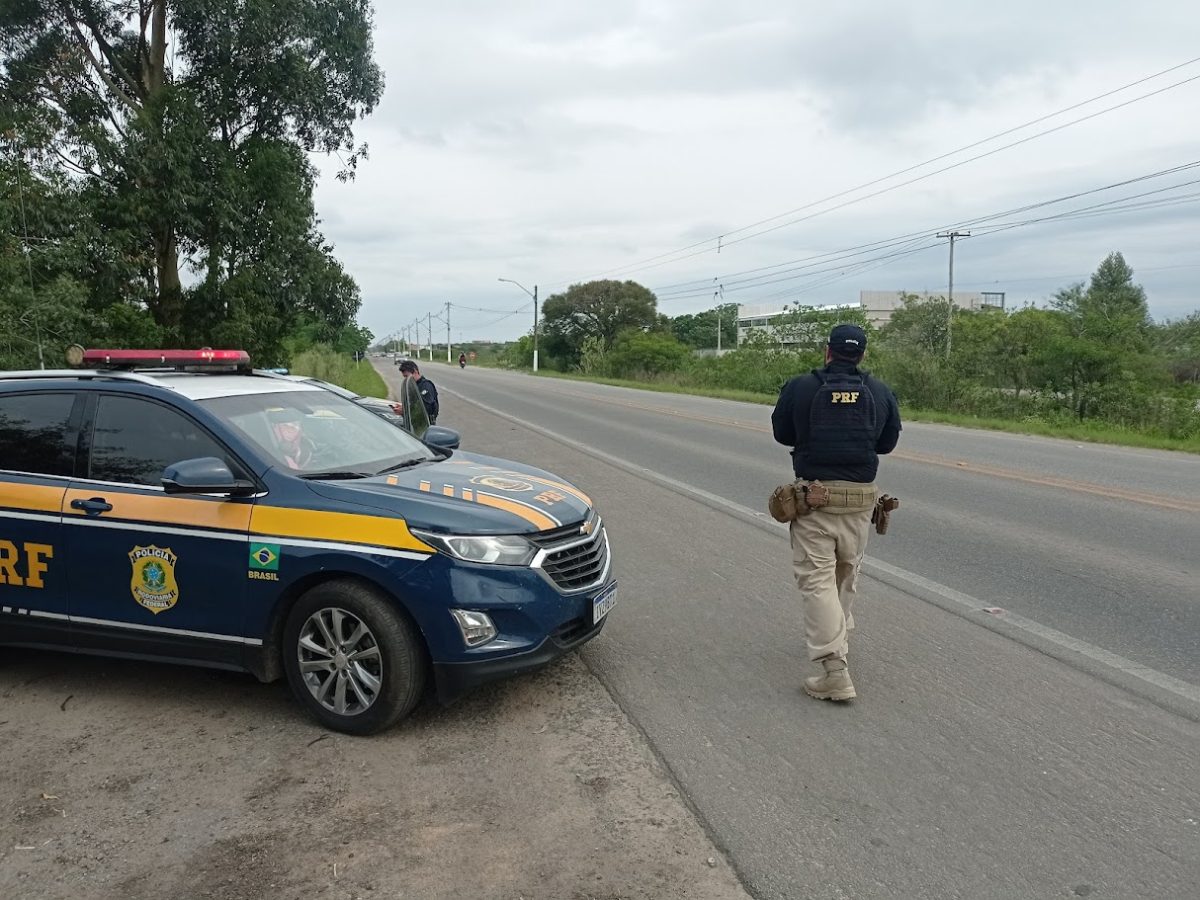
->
xmin=498 ymin=278 xmax=539 ymax=373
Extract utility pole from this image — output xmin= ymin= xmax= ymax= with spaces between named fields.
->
xmin=936 ymin=230 xmax=970 ymax=357
xmin=445 ymin=301 xmax=452 ymax=363
xmin=426 ymin=313 xmax=433 ymax=362
xmin=714 ymin=281 xmax=725 ymax=354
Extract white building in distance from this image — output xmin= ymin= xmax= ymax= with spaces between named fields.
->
xmin=737 ymin=290 xmax=1006 ymax=344
xmin=735 ymin=302 xmax=856 ymax=346
xmin=859 ymin=290 xmax=1006 ymax=328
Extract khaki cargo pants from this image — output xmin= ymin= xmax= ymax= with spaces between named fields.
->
xmin=789 ymin=481 xmax=876 ymax=662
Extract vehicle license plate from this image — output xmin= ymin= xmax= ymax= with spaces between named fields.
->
xmin=592 ymin=584 xmax=617 ymax=624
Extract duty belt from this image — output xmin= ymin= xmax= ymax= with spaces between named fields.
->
xmin=799 ymin=480 xmax=876 ymax=512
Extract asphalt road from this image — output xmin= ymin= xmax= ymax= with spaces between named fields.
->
xmin=407 ymin=362 xmax=1200 ymax=687
xmin=378 ymin=360 xmax=1200 ymax=900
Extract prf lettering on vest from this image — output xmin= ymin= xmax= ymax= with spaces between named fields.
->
xmin=830 ymin=391 xmax=861 ymax=404
xmin=0 ymin=540 xmax=54 ymax=589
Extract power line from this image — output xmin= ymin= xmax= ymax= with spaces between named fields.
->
xmin=650 ymin=160 xmax=1200 ymax=303
xmin=451 ymin=302 xmax=531 ymax=315
xmin=654 ymin=160 xmax=1200 ymax=296
xmin=623 ymin=73 xmax=1200 ymax=282
xmin=738 ymin=241 xmax=947 ymax=306
xmin=752 ymin=243 xmax=944 ymax=306
xmin=385 ymin=299 xmax=535 ymax=345
xmin=716 ymin=75 xmax=1200 ymax=254
xmin=657 ymin=183 xmax=1200 ymax=310
xmin=955 ymin=262 xmax=1200 ymax=290
xmin=562 ymin=57 xmax=1200 ymax=286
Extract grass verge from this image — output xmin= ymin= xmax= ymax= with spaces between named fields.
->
xmin=291 ymin=346 xmax=389 ymax=398
xmin=493 ymin=366 xmax=1200 ymax=454
xmin=896 ymin=408 xmax=1200 ymax=453
xmin=341 ymin=361 xmax=388 ymax=397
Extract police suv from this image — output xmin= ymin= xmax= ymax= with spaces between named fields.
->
xmin=0 ymin=349 xmax=616 ymax=733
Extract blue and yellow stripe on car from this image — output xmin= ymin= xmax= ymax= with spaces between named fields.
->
xmin=415 ymin=481 xmax=560 ymax=530
xmin=53 ymin=488 xmax=435 ymax=559
xmin=249 ymin=506 xmax=435 ymax=556
xmin=0 ymin=483 xmax=65 ymax=515
xmin=63 ymin=488 xmax=252 ymax=532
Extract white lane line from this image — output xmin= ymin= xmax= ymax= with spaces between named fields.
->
xmin=865 ymin=558 xmax=1200 ymax=706
xmin=448 ymin=385 xmax=1200 ymax=716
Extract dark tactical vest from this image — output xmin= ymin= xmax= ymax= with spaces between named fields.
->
xmin=806 ymin=369 xmax=878 ymax=467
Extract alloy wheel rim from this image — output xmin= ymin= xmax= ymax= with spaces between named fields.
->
xmin=297 ymin=607 xmax=383 ymax=716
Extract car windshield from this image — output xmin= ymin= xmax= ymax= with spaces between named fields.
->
xmin=200 ymin=389 xmax=433 ymax=476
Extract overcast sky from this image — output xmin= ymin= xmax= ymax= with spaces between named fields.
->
xmin=312 ymin=0 xmax=1200 ymax=344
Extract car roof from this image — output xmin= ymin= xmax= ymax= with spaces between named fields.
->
xmin=253 ymin=371 xmax=360 ymax=397
xmin=0 ymin=370 xmax=327 ymax=401
xmin=155 ymin=374 xmax=328 ymax=400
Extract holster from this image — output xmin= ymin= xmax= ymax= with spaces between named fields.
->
xmin=871 ymin=495 xmax=900 ymax=534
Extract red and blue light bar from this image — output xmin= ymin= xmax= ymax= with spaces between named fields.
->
xmin=67 ymin=346 xmax=251 ymax=369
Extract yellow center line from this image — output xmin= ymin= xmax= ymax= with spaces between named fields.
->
xmin=529 ymin=385 xmax=1200 ymax=515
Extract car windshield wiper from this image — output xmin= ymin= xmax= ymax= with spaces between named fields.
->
xmin=375 ymin=457 xmax=431 ymax=475
xmin=298 ymin=470 xmax=373 ymax=480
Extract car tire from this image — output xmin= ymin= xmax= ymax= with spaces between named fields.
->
xmin=282 ymin=579 xmax=426 ymax=735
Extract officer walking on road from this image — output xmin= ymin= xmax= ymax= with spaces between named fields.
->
xmin=771 ymin=324 xmax=901 ymax=702
xmin=398 ymin=360 xmax=440 ymax=424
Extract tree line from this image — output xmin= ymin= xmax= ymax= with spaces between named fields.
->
xmin=497 ymin=254 xmax=1200 ymax=443
xmin=1 ymin=0 xmax=381 ymax=370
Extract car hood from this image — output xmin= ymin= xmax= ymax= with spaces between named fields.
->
xmin=305 ymin=451 xmax=593 ymax=535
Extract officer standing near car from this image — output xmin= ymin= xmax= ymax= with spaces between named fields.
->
xmin=771 ymin=324 xmax=901 ymax=702
xmin=398 ymin=360 xmax=439 ymax=424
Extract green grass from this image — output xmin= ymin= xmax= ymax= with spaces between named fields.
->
xmin=896 ymin=408 xmax=1200 ymax=453
xmin=516 ymin=368 xmax=778 ymax=405
xmin=341 ymin=361 xmax=388 ymax=398
xmin=497 ymin=365 xmax=1200 ymax=453
xmin=290 ymin=346 xmax=388 ymax=398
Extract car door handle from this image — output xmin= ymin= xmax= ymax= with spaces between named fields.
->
xmin=71 ymin=497 xmax=113 ymax=515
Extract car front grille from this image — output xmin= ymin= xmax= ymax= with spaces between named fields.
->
xmin=530 ymin=514 xmax=610 ymax=593
xmin=552 ymin=615 xmax=595 ymax=646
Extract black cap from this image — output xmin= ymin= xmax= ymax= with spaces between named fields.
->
xmin=398 ymin=360 xmax=419 ymax=374
xmin=828 ymin=323 xmax=867 ymax=356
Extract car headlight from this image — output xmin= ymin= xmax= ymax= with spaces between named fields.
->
xmin=413 ymin=531 xmax=537 ymax=566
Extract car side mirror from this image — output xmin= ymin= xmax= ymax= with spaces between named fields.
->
xmin=423 ymin=425 xmax=460 ymax=451
xmin=162 ymin=457 xmax=256 ymax=497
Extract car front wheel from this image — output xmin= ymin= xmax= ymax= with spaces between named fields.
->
xmin=282 ymin=579 xmax=426 ymax=734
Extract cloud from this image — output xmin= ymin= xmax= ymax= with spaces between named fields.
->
xmin=315 ymin=0 xmax=1200 ymax=340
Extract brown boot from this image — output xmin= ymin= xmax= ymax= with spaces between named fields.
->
xmin=804 ymin=656 xmax=856 ymax=701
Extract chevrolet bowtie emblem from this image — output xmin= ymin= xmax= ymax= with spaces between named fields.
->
xmin=579 ymin=519 xmax=593 ymax=535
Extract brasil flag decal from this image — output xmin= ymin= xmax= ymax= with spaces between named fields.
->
xmin=249 ymin=543 xmax=281 ymax=571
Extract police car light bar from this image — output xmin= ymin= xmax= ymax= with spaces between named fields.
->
xmin=70 ymin=347 xmax=251 ymax=369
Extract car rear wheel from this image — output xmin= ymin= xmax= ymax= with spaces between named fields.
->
xmin=283 ymin=579 xmax=426 ymax=734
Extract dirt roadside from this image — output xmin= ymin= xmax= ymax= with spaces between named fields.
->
xmin=0 ymin=642 xmax=749 ymax=900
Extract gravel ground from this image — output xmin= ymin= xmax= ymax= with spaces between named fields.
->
xmin=0 ymin=645 xmax=750 ymax=900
